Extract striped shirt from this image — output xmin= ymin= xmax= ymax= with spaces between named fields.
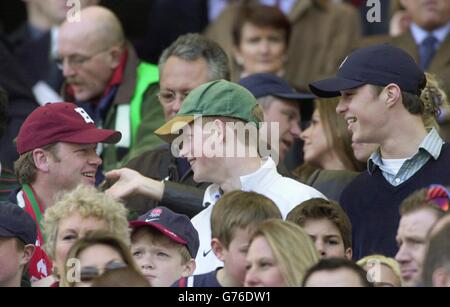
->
xmin=368 ymin=128 xmax=444 ymax=186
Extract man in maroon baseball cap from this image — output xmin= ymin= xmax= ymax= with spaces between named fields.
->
xmin=11 ymin=102 xmax=121 ymax=284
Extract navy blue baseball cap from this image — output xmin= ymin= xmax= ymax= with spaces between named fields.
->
xmin=309 ymin=44 xmax=426 ymax=98
xmin=0 ymin=201 xmax=37 ymax=245
xmin=239 ymin=73 xmax=315 ymax=101
xmin=130 ymin=207 xmax=200 ymax=258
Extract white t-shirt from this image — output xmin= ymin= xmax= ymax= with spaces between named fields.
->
xmin=191 ymin=157 xmax=326 ymax=274
xmin=379 ymin=158 xmax=407 ymax=176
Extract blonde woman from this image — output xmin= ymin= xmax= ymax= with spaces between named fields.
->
xmin=61 ymin=231 xmax=141 ymax=287
xmin=38 ymin=184 xmax=130 ymax=287
xmin=357 ymin=254 xmax=402 ymax=287
xmin=244 ymin=219 xmax=319 ymax=287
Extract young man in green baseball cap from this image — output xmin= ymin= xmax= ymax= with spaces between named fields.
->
xmin=106 ymin=79 xmax=325 ymax=274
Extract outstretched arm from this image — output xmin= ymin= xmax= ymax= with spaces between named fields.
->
xmin=104 ymin=168 xmax=164 ymax=201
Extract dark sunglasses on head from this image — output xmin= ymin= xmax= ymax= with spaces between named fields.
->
xmin=80 ymin=260 xmax=127 ymax=282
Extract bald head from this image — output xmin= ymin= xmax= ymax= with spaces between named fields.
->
xmin=60 ymin=6 xmax=125 ymax=50
xmin=58 ymin=6 xmax=126 ymax=102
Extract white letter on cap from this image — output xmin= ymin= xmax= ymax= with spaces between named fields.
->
xmin=366 ymin=0 xmax=381 ymax=23
xmin=75 ymin=107 xmax=95 ymax=124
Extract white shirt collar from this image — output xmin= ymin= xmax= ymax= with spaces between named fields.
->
xmin=239 ymin=157 xmax=277 ymax=191
xmin=410 ymin=22 xmax=450 ymax=45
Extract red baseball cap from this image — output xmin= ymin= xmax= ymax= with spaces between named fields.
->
xmin=16 ymin=102 xmax=121 ymax=154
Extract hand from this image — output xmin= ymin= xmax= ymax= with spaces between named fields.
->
xmin=105 ymin=168 xmax=164 ymax=201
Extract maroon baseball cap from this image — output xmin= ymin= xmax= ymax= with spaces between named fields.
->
xmin=16 ymin=102 xmax=121 ymax=154
xmin=130 ymin=207 xmax=200 ymax=258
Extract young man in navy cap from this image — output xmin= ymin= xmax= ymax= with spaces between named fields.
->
xmin=130 ymin=206 xmax=199 ymax=287
xmin=309 ymin=44 xmax=450 ymax=260
xmin=11 ymin=102 xmax=121 ymax=282
xmin=0 ymin=201 xmax=37 ymax=287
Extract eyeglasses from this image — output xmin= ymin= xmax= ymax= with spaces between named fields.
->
xmin=56 ymin=47 xmax=110 ymax=70
xmin=157 ymin=90 xmax=191 ymax=104
xmin=79 ymin=260 xmax=127 ymax=282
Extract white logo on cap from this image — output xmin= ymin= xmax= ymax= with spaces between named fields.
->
xmin=74 ymin=107 xmax=94 ymax=124
xmin=145 ymin=218 xmax=159 ymax=223
xmin=339 ymin=56 xmax=349 ymax=70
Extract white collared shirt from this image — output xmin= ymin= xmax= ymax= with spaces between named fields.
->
xmin=191 ymin=157 xmax=326 ymax=274
xmin=410 ymin=22 xmax=450 ymax=48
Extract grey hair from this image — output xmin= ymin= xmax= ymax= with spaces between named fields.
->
xmin=158 ymin=33 xmax=230 ymax=81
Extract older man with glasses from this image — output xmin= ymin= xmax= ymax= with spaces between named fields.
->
xmin=58 ymin=5 xmax=164 ymax=177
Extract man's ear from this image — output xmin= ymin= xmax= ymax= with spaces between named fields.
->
xmin=21 ymin=244 xmax=35 ymax=267
xmin=181 ymin=259 xmax=196 ymax=278
xmin=233 ymin=47 xmax=244 ymax=66
xmin=432 ymin=267 xmax=450 ymax=287
xmin=32 ymin=148 xmax=51 ymax=172
xmin=384 ymin=83 xmax=402 ymax=109
xmin=344 ymin=247 xmax=353 ymax=261
xmin=211 ymin=238 xmax=226 ymax=261
xmin=107 ymin=45 xmax=123 ymax=69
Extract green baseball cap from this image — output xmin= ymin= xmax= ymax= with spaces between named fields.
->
xmin=155 ymin=80 xmax=260 ymax=142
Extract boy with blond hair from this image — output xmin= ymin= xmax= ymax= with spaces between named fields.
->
xmin=174 ymin=191 xmax=282 ymax=287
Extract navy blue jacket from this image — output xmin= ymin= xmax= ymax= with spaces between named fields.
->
xmin=340 ymin=143 xmax=450 ymax=260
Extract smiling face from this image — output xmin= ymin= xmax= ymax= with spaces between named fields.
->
xmin=46 ymin=142 xmax=102 ymax=189
xmin=395 ymin=208 xmax=440 ymax=287
xmin=234 ymin=23 xmax=287 ymax=76
xmin=337 ymin=85 xmax=388 ymax=145
xmin=179 ymin=120 xmax=224 ymax=183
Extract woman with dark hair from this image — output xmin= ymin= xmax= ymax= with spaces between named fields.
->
xmin=231 ymin=4 xmax=291 ymax=80
xmin=293 ymin=98 xmax=364 ymax=201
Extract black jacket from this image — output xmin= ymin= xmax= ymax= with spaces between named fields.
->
xmin=123 ymin=144 xmax=210 ymax=219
